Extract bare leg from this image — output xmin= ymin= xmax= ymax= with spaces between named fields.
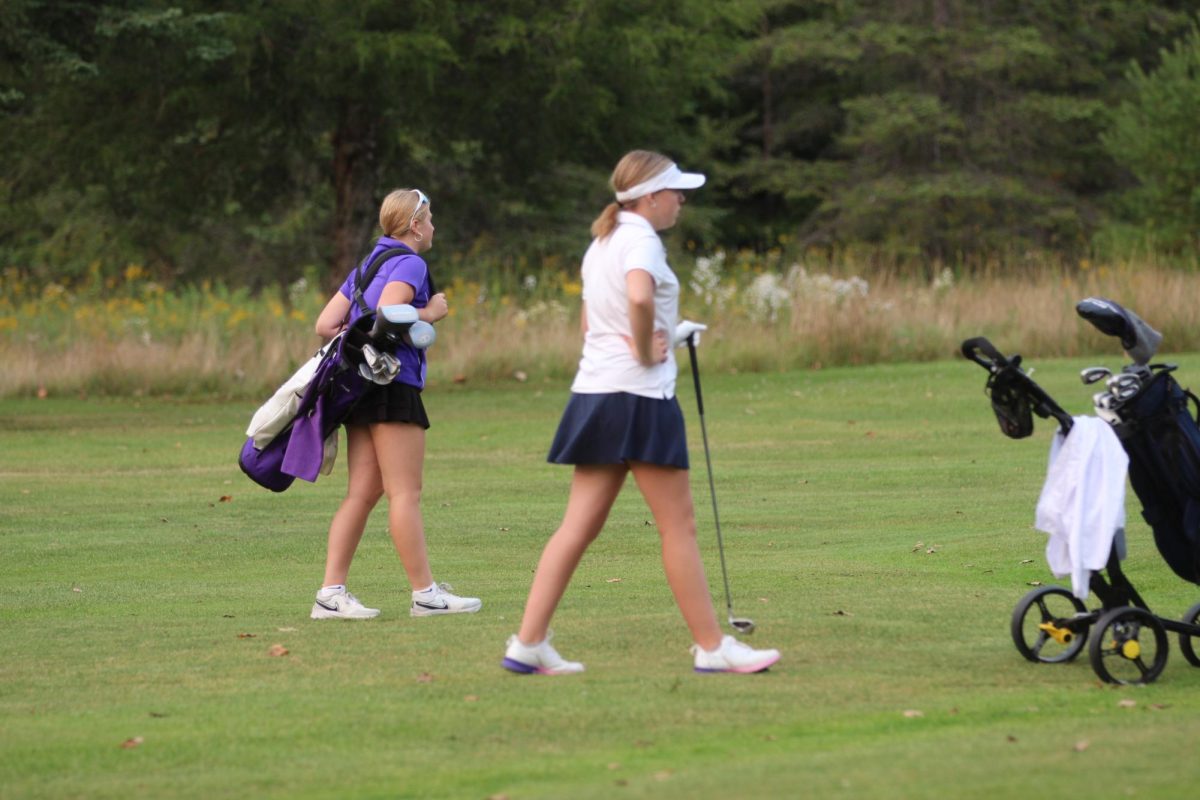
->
xmin=322 ymin=424 xmax=383 ymax=587
xmin=629 ymin=461 xmax=723 ymax=650
xmin=516 ymin=465 xmax=628 ymax=644
xmin=370 ymin=421 xmax=434 ymax=590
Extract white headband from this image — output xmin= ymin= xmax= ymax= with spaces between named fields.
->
xmin=614 ymin=163 xmax=706 ymax=203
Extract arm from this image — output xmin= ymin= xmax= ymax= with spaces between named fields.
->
xmin=315 ymin=292 xmax=352 ymax=339
xmin=626 ymin=269 xmax=667 ymax=366
xmin=379 ymin=281 xmax=449 ymax=323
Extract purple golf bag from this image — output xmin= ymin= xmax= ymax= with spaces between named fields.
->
xmin=238 ymin=318 xmax=378 ymax=492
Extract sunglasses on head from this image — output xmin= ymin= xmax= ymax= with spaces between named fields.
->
xmin=408 ymin=189 xmax=430 ymax=229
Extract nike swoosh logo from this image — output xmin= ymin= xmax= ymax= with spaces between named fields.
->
xmin=314 ymin=599 xmax=338 ymax=611
xmin=414 ymin=599 xmax=448 ymax=610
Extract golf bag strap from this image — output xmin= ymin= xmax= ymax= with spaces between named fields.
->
xmin=1187 ymin=387 xmax=1200 ymax=424
xmin=350 ymin=247 xmax=438 ymax=317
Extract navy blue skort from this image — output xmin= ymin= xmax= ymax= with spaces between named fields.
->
xmin=547 ymin=392 xmax=689 ymax=469
xmin=345 ymin=381 xmax=430 ymax=429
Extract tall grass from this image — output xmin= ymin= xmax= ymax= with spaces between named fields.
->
xmin=2 ymin=255 xmax=1198 ymax=399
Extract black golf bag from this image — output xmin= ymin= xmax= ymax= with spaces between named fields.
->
xmin=1112 ymin=365 xmax=1200 ymax=584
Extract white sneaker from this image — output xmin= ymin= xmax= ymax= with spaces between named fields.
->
xmin=410 ymin=582 xmax=482 ymax=617
xmin=692 ymin=635 xmax=780 ymax=674
xmin=310 ymin=587 xmax=380 ymax=620
xmin=502 ymin=633 xmax=585 ymax=675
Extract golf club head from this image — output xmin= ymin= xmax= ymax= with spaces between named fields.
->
xmin=1080 ymin=366 xmax=1112 ymax=385
xmin=406 ymin=320 xmax=436 ymax=349
xmin=1095 ymin=403 xmax=1122 ymax=425
xmin=1122 ymin=364 xmax=1152 ymax=382
xmin=729 ymin=616 xmax=756 ymax=635
xmin=1114 ymin=374 xmax=1140 ymax=391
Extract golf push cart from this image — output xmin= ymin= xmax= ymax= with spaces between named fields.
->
xmin=963 ymin=298 xmax=1200 ymax=685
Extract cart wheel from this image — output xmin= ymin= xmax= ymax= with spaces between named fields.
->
xmin=1179 ymin=601 xmax=1200 ymax=668
xmin=1088 ymin=606 xmax=1169 ymax=685
xmin=1011 ymin=586 xmax=1089 ymax=663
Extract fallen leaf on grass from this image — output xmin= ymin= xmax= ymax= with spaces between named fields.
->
xmin=1150 ymin=703 xmax=1170 ymax=711
xmin=464 ymin=695 xmax=479 ymax=702
xmin=416 ymin=672 xmax=434 ymax=683
xmin=1006 ymin=734 xmax=1018 ymax=742
xmin=911 ymin=542 xmax=924 ymax=552
xmin=1021 ymin=559 xmax=1034 ymax=564
xmin=607 ymin=763 xmax=620 ymax=771
xmin=1073 ymin=740 xmax=1090 ymax=752
xmin=606 ymin=578 xmax=622 ymax=583
xmin=758 ymin=597 xmax=770 ymax=603
xmin=237 ymin=633 xmax=256 ymax=639
xmin=267 ymin=644 xmax=289 ymax=657
xmin=120 ymin=736 xmax=143 ymax=749
xmin=1117 ymin=699 xmax=1137 ymax=709
xmin=902 ymin=709 xmax=924 ymax=718
xmin=654 ymin=770 xmax=672 ymax=782
xmin=277 ymin=627 xmax=297 ymax=632
xmin=1027 ymin=580 xmax=1043 ymax=587
xmin=72 ymin=586 xmax=82 ymax=593
xmin=833 ymin=609 xmax=853 ymax=616
xmin=218 ymin=495 xmax=233 ymax=503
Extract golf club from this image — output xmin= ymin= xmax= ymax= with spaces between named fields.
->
xmin=685 ymin=333 xmax=756 ymax=635
xmin=1080 ymin=366 xmax=1112 ymax=385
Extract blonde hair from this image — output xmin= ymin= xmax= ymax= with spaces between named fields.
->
xmin=379 ymin=189 xmax=429 ymax=238
xmin=590 ymin=150 xmax=674 ymax=239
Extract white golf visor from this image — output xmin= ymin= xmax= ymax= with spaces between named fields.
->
xmin=615 ymin=163 xmax=706 ymax=203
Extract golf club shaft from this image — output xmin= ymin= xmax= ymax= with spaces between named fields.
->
xmin=686 ymin=335 xmax=736 ymax=619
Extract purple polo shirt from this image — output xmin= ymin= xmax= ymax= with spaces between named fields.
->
xmin=338 ymin=237 xmax=432 ymax=389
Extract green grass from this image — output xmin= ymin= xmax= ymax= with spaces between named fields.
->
xmin=2 ymin=356 xmax=1200 ymax=799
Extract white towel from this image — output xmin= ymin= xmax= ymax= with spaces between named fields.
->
xmin=1034 ymin=416 xmax=1128 ymax=599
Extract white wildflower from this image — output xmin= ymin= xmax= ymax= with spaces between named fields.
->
xmin=746 ymin=273 xmax=792 ymax=321
xmin=287 ymin=277 xmax=308 ymax=304
xmin=690 ymin=251 xmax=728 ymax=308
xmin=932 ymin=268 xmax=954 ymax=291
xmin=786 ymin=264 xmax=869 ymax=305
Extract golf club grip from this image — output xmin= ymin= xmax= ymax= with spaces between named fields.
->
xmin=687 ymin=335 xmax=704 ymax=415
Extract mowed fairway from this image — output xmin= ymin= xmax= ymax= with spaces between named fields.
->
xmin=3 ymin=356 xmax=1199 ymax=799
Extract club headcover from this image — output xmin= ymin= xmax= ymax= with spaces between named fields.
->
xmin=1076 ymin=297 xmax=1162 ymax=365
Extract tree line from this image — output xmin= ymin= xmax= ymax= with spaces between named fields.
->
xmin=2 ymin=0 xmax=1198 ymax=287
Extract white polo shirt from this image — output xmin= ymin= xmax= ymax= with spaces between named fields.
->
xmin=571 ymin=212 xmax=679 ymax=399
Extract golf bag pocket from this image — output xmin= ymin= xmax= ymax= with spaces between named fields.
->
xmin=239 ymin=435 xmax=296 ymax=493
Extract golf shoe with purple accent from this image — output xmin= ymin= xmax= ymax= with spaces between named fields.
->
xmin=691 ymin=635 xmax=780 ymax=673
xmin=502 ymin=633 xmax=584 ymax=675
